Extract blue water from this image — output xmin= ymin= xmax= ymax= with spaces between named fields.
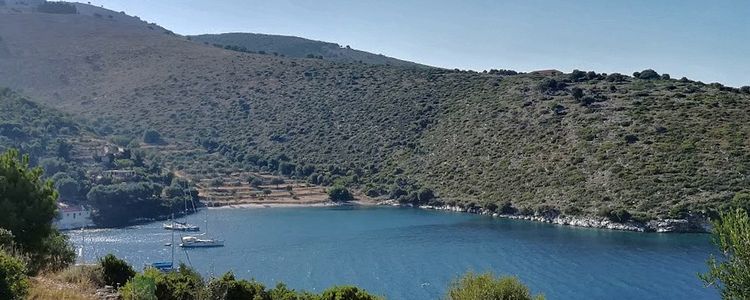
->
xmin=67 ymin=206 xmax=718 ymax=299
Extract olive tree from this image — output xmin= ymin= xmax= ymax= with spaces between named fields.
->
xmin=700 ymin=209 xmax=750 ymax=298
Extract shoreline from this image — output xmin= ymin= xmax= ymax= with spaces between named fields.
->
xmin=378 ymin=201 xmax=712 ymax=233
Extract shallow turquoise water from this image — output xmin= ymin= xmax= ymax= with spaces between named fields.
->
xmin=67 ymin=206 xmax=718 ymax=299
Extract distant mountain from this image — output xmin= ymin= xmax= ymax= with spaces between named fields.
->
xmin=1 ymin=4 xmax=749 ymax=226
xmin=190 ymin=32 xmax=428 ymax=68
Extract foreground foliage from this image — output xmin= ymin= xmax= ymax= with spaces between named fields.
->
xmin=120 ymin=262 xmax=383 ymax=300
xmin=701 ymin=209 xmax=750 ymax=299
xmin=0 ymin=250 xmax=28 ymax=300
xmin=0 ymin=149 xmax=75 ymax=274
xmin=446 ymin=272 xmax=543 ymax=300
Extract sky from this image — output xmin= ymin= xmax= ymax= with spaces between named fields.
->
xmin=86 ymin=0 xmax=750 ymax=87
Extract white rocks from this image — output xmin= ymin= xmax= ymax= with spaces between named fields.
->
xmin=386 ymin=203 xmax=709 ymax=233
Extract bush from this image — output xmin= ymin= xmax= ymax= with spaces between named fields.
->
xmin=100 ymin=254 xmax=135 ymax=288
xmin=446 ymin=272 xmax=544 ymax=300
xmin=569 ymin=69 xmax=587 ymax=82
xmin=319 ymin=286 xmax=382 ymax=300
xmin=700 ymin=209 xmax=750 ymax=299
xmin=36 ymin=2 xmax=77 ymax=14
xmin=636 ymin=69 xmax=660 ymax=80
xmin=206 ymin=272 xmax=268 ymax=300
xmin=606 ymin=73 xmax=626 ymax=82
xmin=0 ymin=250 xmax=29 ymax=300
xmin=660 ymin=73 xmax=671 ymax=80
xmin=536 ymin=78 xmax=563 ymax=93
xmin=328 ymin=186 xmax=354 ymax=202
xmin=30 ymin=231 xmax=76 ymax=273
xmin=570 ymin=87 xmax=584 ymax=100
xmin=121 ymin=273 xmax=157 ymax=300
xmin=740 ymin=86 xmax=750 ymax=94
xmin=143 ymin=129 xmax=162 ymax=144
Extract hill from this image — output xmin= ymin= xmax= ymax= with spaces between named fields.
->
xmin=1 ymin=4 xmax=749 ymax=226
xmin=189 ymin=32 xmax=428 ymax=68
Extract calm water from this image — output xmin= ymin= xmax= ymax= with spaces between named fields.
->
xmin=67 ymin=206 xmax=718 ymax=299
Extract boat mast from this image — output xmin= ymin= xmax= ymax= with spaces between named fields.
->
xmin=171 ymin=213 xmax=175 ymax=267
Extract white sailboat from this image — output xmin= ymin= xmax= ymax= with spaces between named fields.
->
xmin=180 ymin=208 xmax=224 ymax=248
xmin=164 ymin=183 xmax=200 ymax=231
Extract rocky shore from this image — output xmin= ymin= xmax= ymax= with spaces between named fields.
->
xmin=380 ymin=201 xmax=711 ymax=233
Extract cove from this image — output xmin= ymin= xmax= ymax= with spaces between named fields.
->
xmin=67 ymin=206 xmax=718 ymax=299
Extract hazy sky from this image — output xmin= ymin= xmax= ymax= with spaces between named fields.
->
xmin=87 ymin=0 xmax=750 ymax=87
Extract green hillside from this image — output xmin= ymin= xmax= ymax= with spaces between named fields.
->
xmin=190 ymin=32 xmax=428 ymax=68
xmin=0 ymin=9 xmax=749 ymax=223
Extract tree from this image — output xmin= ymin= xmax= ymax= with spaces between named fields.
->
xmin=100 ymin=254 xmax=136 ymax=288
xmin=447 ymin=272 xmax=544 ymax=300
xmin=741 ymin=86 xmax=750 ymax=94
xmin=0 ymin=250 xmax=28 ymax=300
xmin=54 ymin=176 xmax=79 ymax=200
xmin=328 ymin=186 xmax=354 ymax=202
xmin=319 ymin=286 xmax=382 ymax=300
xmin=700 ymin=209 xmax=750 ymax=298
xmin=143 ymin=129 xmax=162 ymax=144
xmin=0 ymin=149 xmax=58 ymax=250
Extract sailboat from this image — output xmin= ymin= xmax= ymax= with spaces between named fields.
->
xmin=179 ymin=209 xmax=224 ymax=248
xmin=163 ymin=182 xmax=200 ymax=231
xmin=162 ymin=221 xmax=199 ymax=231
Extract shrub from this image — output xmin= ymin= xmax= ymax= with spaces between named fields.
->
xmin=446 ymin=272 xmax=544 ymax=300
xmin=569 ymin=69 xmax=587 ymax=82
xmin=121 ymin=273 xmax=157 ymax=300
xmin=740 ymin=86 xmax=750 ymax=94
xmin=660 ymin=73 xmax=671 ymax=80
xmin=416 ymin=188 xmax=435 ymax=204
xmin=636 ymin=69 xmax=660 ymax=80
xmin=536 ymin=78 xmax=563 ymax=93
xmin=0 ymin=250 xmax=29 ymax=300
xmin=606 ymin=73 xmax=626 ymax=82
xmin=143 ymin=129 xmax=162 ymax=144
xmin=155 ymin=264 xmax=204 ymax=300
xmin=319 ymin=286 xmax=382 ymax=300
xmin=206 ymin=272 xmax=269 ymax=300
xmin=36 ymin=2 xmax=77 ymax=14
xmin=100 ymin=254 xmax=136 ymax=288
xmin=700 ymin=209 xmax=750 ymax=299
xmin=570 ymin=87 xmax=584 ymax=100
xmin=328 ymin=186 xmax=354 ymax=202
xmin=270 ymin=178 xmax=285 ymax=186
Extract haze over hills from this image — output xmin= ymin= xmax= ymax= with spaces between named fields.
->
xmin=1 ymin=2 xmax=750 ymax=226
xmin=190 ymin=32 xmax=429 ymax=68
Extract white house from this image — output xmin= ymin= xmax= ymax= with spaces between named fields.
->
xmin=55 ymin=202 xmax=94 ymax=230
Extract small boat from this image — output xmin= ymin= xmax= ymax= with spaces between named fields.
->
xmin=148 ymin=261 xmax=174 ymax=272
xmin=179 ymin=236 xmax=224 ymax=248
xmin=163 ymin=221 xmax=200 ymax=231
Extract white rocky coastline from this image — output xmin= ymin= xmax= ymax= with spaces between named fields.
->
xmin=379 ymin=201 xmax=711 ymax=233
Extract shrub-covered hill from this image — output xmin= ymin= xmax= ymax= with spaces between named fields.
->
xmin=0 ymin=87 xmax=81 ymax=163
xmin=0 ymin=8 xmax=749 ymax=222
xmin=189 ymin=32 xmax=429 ymax=68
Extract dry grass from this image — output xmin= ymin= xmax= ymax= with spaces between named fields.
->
xmin=28 ymin=276 xmax=97 ymax=300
